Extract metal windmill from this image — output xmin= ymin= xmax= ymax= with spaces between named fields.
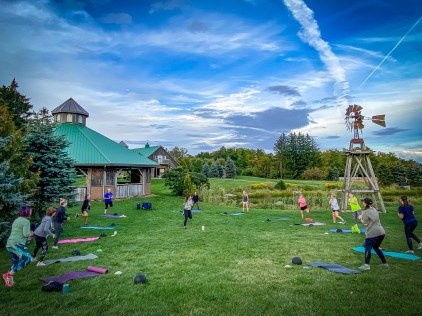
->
xmin=341 ymin=104 xmax=387 ymax=212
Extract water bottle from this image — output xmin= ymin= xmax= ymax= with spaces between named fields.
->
xmin=62 ymin=283 xmax=70 ymax=294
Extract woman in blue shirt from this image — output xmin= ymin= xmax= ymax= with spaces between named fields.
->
xmin=398 ymin=195 xmax=422 ymax=254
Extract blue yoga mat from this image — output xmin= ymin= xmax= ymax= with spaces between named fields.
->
xmin=192 ymin=209 xmax=201 ymax=214
xmin=308 ymin=261 xmax=361 ymax=274
xmin=231 ymin=212 xmax=245 ymax=216
xmin=80 ymin=226 xmax=116 ymax=230
xmin=329 ymin=228 xmax=365 ymax=233
xmin=353 ymin=246 xmax=421 ymax=261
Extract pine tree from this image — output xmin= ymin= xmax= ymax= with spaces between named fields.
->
xmin=216 ymin=161 xmax=224 ymax=178
xmin=209 ymin=163 xmax=219 ymax=178
xmin=225 ymin=158 xmax=236 ymax=178
xmin=24 ymin=108 xmax=76 ymax=219
xmin=201 ymin=164 xmax=210 ymax=177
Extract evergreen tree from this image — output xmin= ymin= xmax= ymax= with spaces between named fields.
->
xmin=326 ymin=166 xmax=340 ymax=181
xmin=216 ymin=161 xmax=224 ymax=178
xmin=201 ymin=164 xmax=210 ymax=177
xmin=0 ymin=79 xmax=33 ymax=130
xmin=225 ymin=158 xmax=236 ymax=178
xmin=183 ymin=173 xmax=194 ymax=197
xmin=209 ymin=163 xmax=219 ymax=178
xmin=24 ymin=108 xmax=76 ymax=219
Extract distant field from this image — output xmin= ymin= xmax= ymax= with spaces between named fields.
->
xmin=1 ymin=177 xmax=421 ymax=315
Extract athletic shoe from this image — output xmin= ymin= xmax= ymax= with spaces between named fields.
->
xmin=36 ymin=261 xmax=46 ymax=267
xmin=405 ymin=250 xmax=414 ymax=254
xmin=104 ymin=210 xmax=107 ymax=214
xmin=379 ymin=263 xmax=389 ymax=268
xmin=417 ymin=243 xmax=422 ymax=250
xmin=3 ymin=272 xmax=13 ymax=287
xmin=31 ymin=257 xmax=38 ymax=262
xmin=358 ymin=264 xmax=370 ymax=271
xmin=52 ymin=246 xmax=59 ymax=249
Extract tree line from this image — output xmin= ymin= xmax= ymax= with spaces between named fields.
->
xmin=0 ymin=80 xmax=76 ymax=244
xmin=167 ymin=135 xmax=422 ymax=187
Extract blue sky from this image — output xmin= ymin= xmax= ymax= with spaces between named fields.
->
xmin=1 ymin=0 xmax=421 ymax=161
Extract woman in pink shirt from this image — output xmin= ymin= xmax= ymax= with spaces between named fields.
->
xmin=298 ymin=194 xmax=310 ymax=219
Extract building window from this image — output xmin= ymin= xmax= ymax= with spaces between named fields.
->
xmin=56 ymin=115 xmax=61 ymax=122
xmin=78 ymin=115 xmax=83 ymax=124
xmin=66 ymin=114 xmax=73 ymax=123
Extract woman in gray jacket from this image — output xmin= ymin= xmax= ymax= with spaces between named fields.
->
xmin=359 ymin=198 xmax=388 ymax=270
xmin=33 ymin=207 xmax=56 ymax=266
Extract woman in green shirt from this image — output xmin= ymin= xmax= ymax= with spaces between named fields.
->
xmin=2 ymin=206 xmax=34 ymax=287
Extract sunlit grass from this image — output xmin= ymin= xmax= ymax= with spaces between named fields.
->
xmin=1 ymin=178 xmax=421 ymax=315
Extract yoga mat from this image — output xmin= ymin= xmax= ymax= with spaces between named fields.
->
xmin=80 ymin=226 xmax=116 ymax=230
xmin=231 ymin=212 xmax=245 ymax=216
xmin=352 ymin=246 xmax=421 ymax=261
xmin=308 ymin=261 xmax=361 ymax=274
xmin=301 ymin=222 xmax=325 ymax=226
xmin=329 ymin=228 xmax=365 ymax=233
xmin=277 ymin=217 xmax=292 ymax=221
xmin=58 ymin=237 xmax=100 ymax=244
xmin=192 ymin=209 xmax=201 ymax=214
xmin=42 ymin=253 xmax=98 ymax=266
xmin=101 ymin=214 xmax=126 ymax=218
xmin=41 ymin=266 xmax=108 ymax=284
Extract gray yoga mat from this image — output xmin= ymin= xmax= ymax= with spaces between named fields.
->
xmin=308 ymin=261 xmax=361 ymax=274
xmin=101 ymin=214 xmax=126 ymax=218
xmin=42 ymin=253 xmax=98 ymax=266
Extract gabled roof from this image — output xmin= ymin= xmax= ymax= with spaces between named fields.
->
xmin=54 ymin=124 xmax=158 ymax=167
xmin=131 ymin=145 xmax=161 ymax=158
xmin=52 ymin=98 xmax=90 ymax=117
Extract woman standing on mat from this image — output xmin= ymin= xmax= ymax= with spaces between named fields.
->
xmin=329 ymin=193 xmax=345 ymax=224
xmin=359 ymin=197 xmax=388 ymax=270
xmin=33 ymin=207 xmax=56 ymax=266
xmin=183 ymin=195 xmax=193 ymax=229
xmin=242 ymin=190 xmax=249 ymax=212
xmin=192 ymin=191 xmax=200 ymax=210
xmin=52 ymin=198 xmax=69 ymax=249
xmin=81 ymin=194 xmax=91 ymax=225
xmin=297 ymin=193 xmax=310 ymax=219
xmin=348 ymin=192 xmax=362 ymax=233
xmin=3 ymin=205 xmax=34 ymax=287
xmin=398 ymin=195 xmax=422 ymax=254
xmin=104 ymin=188 xmax=113 ymax=214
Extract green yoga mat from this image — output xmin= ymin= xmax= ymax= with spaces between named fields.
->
xmin=80 ymin=226 xmax=116 ymax=230
xmin=352 ymin=246 xmax=421 ymax=261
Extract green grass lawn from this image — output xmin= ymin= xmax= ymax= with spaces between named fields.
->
xmin=1 ymin=178 xmax=421 ymax=315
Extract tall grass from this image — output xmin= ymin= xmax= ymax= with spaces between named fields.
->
xmin=0 ymin=177 xmax=421 ymax=316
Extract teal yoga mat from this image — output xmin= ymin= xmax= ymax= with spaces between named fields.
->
xmin=330 ymin=228 xmax=365 ymax=233
xmin=352 ymin=246 xmax=421 ymax=261
xmin=80 ymin=226 xmax=116 ymax=230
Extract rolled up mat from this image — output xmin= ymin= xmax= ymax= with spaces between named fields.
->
xmin=87 ymin=266 xmax=108 ymax=274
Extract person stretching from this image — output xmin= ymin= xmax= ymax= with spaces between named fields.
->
xmin=81 ymin=194 xmax=91 ymax=225
xmin=192 ymin=191 xmax=200 ymax=210
xmin=52 ymin=198 xmax=69 ymax=249
xmin=3 ymin=206 xmax=34 ymax=287
xmin=297 ymin=193 xmax=310 ymax=219
xmin=104 ymin=188 xmax=113 ymax=214
xmin=398 ymin=195 xmax=422 ymax=254
xmin=183 ymin=196 xmax=193 ymax=229
xmin=242 ymin=191 xmax=249 ymax=212
xmin=33 ymin=207 xmax=56 ymax=266
xmin=359 ymin=197 xmax=388 ymax=270
xmin=329 ymin=194 xmax=345 ymax=224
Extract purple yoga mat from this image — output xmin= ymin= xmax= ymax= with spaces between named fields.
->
xmin=41 ymin=266 xmax=108 ymax=284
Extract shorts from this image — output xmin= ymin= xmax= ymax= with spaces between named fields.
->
xmin=105 ymin=201 xmax=113 ymax=209
xmin=300 ymin=206 xmax=307 ymax=211
xmin=332 ymin=209 xmax=340 ymax=213
xmin=82 ymin=211 xmax=89 ymax=217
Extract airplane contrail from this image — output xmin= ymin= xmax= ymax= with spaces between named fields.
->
xmin=359 ymin=15 xmax=422 ymax=88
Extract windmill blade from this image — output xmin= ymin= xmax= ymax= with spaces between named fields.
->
xmin=352 ymin=104 xmax=363 ymax=113
xmin=345 ymin=105 xmax=354 ymax=116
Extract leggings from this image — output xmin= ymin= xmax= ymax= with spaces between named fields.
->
xmin=364 ymin=235 xmax=387 ymax=264
xmin=184 ymin=209 xmax=192 ymax=226
xmin=7 ymin=244 xmax=32 ymax=273
xmin=53 ymin=222 xmax=63 ymax=246
xmin=33 ymin=235 xmax=48 ymax=261
xmin=404 ymin=222 xmax=420 ymax=250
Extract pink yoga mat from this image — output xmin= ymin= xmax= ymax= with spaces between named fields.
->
xmin=58 ymin=237 xmax=100 ymax=244
xmin=87 ymin=266 xmax=108 ymax=274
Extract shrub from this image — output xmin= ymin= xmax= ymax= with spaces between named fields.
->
xmin=301 ymin=167 xmax=327 ymax=180
xmin=274 ymin=180 xmax=287 ymax=190
xmin=251 ymin=182 xmax=272 ymax=190
xmin=324 ymin=182 xmax=342 ymax=190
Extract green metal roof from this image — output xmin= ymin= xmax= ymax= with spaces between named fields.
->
xmin=131 ymin=145 xmax=160 ymax=158
xmin=54 ymin=124 xmax=158 ymax=167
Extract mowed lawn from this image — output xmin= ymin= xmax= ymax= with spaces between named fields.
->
xmin=1 ymin=178 xmax=421 ymax=316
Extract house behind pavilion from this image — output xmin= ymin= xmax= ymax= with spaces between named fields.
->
xmin=52 ymin=98 xmax=158 ymax=201
xmin=131 ymin=143 xmax=178 ymax=178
